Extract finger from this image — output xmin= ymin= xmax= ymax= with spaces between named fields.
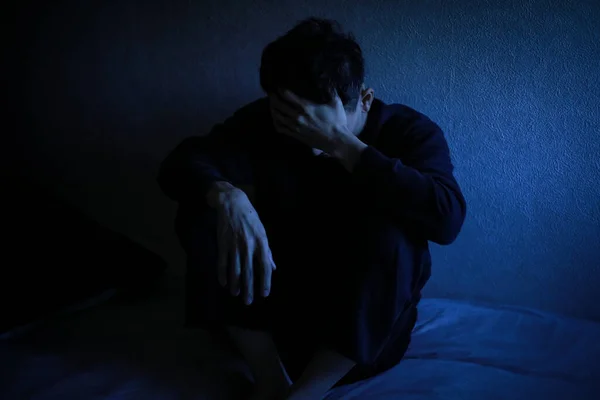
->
xmin=330 ymin=92 xmax=345 ymax=108
xmin=270 ymin=252 xmax=277 ymax=270
xmin=261 ymin=239 xmax=277 ymax=270
xmin=261 ymin=262 xmax=272 ymax=298
xmin=272 ymin=109 xmax=300 ymax=137
xmin=280 ymin=89 xmax=306 ymax=107
xmin=229 ymin=249 xmax=241 ymax=296
xmin=258 ymin=242 xmax=273 ymax=297
xmin=272 ymin=108 xmax=295 ymax=129
xmin=275 ymin=122 xmax=300 ymax=139
xmin=271 ymin=93 xmax=301 ymax=119
xmin=280 ymin=90 xmax=318 ymax=117
xmin=217 ymin=229 xmax=229 ymax=287
xmin=273 ymin=108 xmax=307 ymax=130
xmin=243 ymin=241 xmax=254 ymax=305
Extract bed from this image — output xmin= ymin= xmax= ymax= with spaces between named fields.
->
xmin=1 ymin=277 xmax=599 ymax=400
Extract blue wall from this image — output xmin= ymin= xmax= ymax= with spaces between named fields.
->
xmin=8 ymin=0 xmax=600 ymax=319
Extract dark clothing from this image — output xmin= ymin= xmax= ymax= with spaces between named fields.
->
xmin=158 ymin=98 xmax=466 ymax=381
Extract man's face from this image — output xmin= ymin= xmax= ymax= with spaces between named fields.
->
xmin=345 ymin=99 xmax=364 ymax=136
xmin=346 ymin=87 xmax=375 ymax=136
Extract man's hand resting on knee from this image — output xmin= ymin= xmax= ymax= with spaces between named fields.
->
xmin=206 ymin=181 xmax=276 ymax=305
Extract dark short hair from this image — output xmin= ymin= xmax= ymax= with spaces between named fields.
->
xmin=260 ymin=18 xmax=365 ymax=110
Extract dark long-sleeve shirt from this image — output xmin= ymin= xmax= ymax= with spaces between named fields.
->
xmin=160 ymin=97 xmax=466 ymax=366
xmin=158 ymin=97 xmax=466 ymax=246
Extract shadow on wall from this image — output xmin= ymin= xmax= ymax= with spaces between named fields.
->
xmin=8 ymin=0 xmax=276 ymax=275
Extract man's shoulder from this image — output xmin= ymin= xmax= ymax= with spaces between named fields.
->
xmin=370 ymin=100 xmax=445 ymax=154
xmin=374 ymin=100 xmax=445 ymax=149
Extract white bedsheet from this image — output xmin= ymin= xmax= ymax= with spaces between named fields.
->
xmin=327 ymin=300 xmax=600 ymax=400
xmin=1 ymin=284 xmax=599 ymax=400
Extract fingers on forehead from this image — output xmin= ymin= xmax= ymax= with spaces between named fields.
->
xmin=281 ymin=89 xmax=301 ymax=102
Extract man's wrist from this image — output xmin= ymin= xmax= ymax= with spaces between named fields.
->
xmin=330 ymin=127 xmax=368 ymax=172
xmin=206 ymin=181 xmax=239 ymax=208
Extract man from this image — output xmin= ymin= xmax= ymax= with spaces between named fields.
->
xmin=159 ymin=17 xmax=466 ymax=400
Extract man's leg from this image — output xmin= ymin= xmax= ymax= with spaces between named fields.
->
xmin=280 ymin=213 xmax=419 ymax=398
xmin=227 ymin=326 xmax=291 ymax=400
xmin=285 ymin=349 xmax=356 ymax=400
xmin=176 ymin=206 xmax=290 ymax=399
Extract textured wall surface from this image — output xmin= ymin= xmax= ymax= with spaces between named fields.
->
xmin=7 ymin=0 xmax=600 ymax=319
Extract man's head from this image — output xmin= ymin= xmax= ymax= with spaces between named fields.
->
xmin=260 ymin=18 xmax=374 ymax=136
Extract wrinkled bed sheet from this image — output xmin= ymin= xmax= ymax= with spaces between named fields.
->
xmin=1 ymin=280 xmax=599 ymax=400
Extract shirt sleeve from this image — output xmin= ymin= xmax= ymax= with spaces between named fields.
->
xmin=352 ymin=116 xmax=466 ymax=245
xmin=158 ymin=109 xmax=255 ymax=204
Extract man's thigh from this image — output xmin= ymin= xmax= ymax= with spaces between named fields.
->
xmin=320 ymin=212 xmax=412 ymax=281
